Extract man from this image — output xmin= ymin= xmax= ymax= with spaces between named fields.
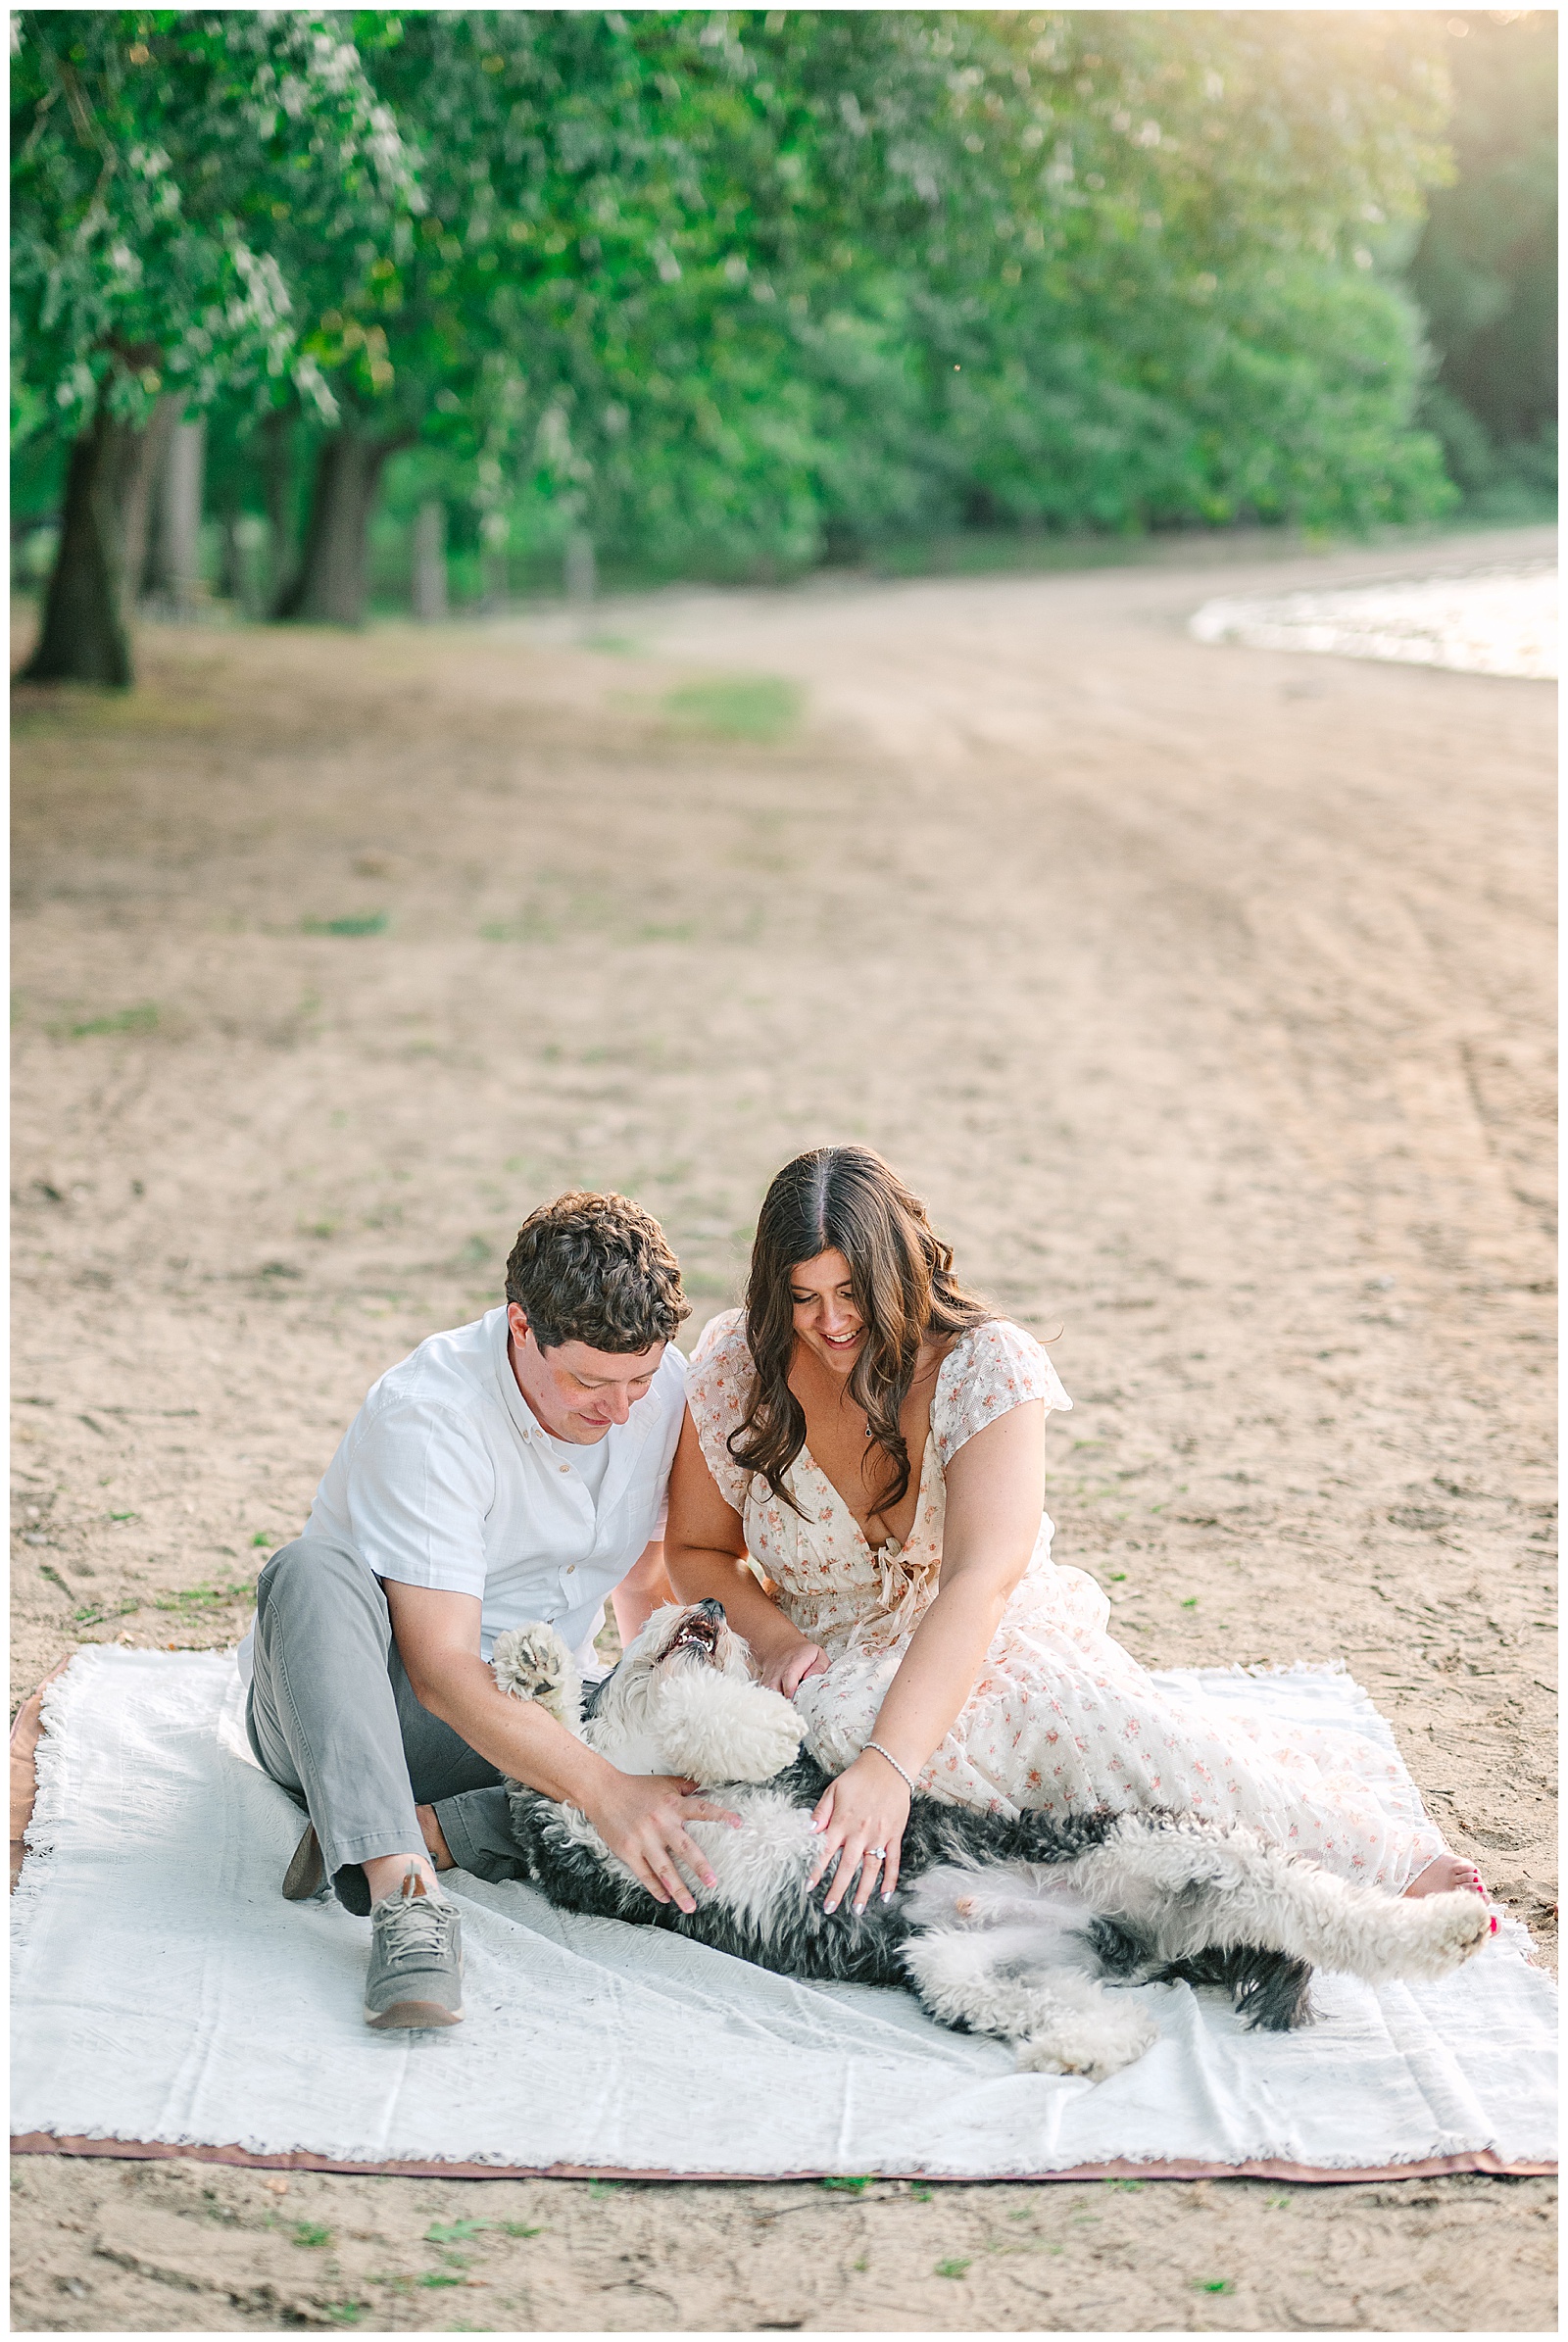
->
xmin=241 ymin=1190 xmax=737 ymax=2030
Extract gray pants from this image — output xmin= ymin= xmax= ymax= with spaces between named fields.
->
xmin=246 ymin=1538 xmax=526 ymax=1913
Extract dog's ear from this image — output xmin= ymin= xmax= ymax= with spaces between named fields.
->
xmin=491 ymin=1622 xmax=583 ymax=1734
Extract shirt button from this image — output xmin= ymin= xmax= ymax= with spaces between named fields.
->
xmin=560 ymin=1464 xmax=570 ymax=1475
xmin=566 ymin=1564 xmax=575 ymax=1574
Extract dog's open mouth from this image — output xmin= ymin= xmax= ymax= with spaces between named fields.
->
xmin=662 ymin=1613 xmax=720 ymax=1663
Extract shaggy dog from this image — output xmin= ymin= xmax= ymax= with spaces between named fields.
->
xmin=493 ymin=1600 xmax=1492 ymax=2080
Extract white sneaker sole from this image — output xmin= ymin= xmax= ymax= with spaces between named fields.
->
xmin=365 ymin=1998 xmax=465 ymax=2029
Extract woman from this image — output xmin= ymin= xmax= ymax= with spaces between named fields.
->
xmin=665 ymin=1145 xmax=1486 ymax=1920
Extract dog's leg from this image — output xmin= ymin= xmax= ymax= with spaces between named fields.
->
xmin=902 ymin=1923 xmax=1160 ymax=2082
xmin=490 ymin=1623 xmax=583 ymax=1734
xmin=1068 ymin=1816 xmax=1493 ymax=1987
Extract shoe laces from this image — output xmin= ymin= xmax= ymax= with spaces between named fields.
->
xmin=373 ymin=1876 xmax=456 ymax=1973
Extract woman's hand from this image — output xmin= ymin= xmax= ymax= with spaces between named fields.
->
xmin=758 ymin=1635 xmax=829 ymax=1699
xmin=808 ymin=1750 xmax=912 ymax=1914
xmin=582 ymin=1771 xmax=740 ymax=1913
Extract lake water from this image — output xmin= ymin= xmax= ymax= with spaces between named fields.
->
xmin=1190 ymin=560 xmax=1556 ymax=681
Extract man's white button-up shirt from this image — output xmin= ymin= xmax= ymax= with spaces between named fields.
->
xmin=294 ymin=1305 xmax=686 ymax=1670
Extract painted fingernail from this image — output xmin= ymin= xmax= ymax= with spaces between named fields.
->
xmin=882 ymin=1890 xmax=893 ymax=1902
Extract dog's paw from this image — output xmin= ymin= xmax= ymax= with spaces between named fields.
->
xmin=491 ymin=1623 xmax=582 ymax=1732
xmin=1014 ymin=2004 xmax=1159 ymax=2082
xmin=1396 ymin=1890 xmax=1494 ymax=1978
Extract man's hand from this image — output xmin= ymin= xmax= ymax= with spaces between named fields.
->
xmin=580 ymin=1770 xmax=741 ymax=1913
xmin=757 ymin=1636 xmax=829 ymax=1698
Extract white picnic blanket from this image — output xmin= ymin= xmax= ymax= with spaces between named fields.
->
xmin=11 ymin=1647 xmax=1557 ymax=2176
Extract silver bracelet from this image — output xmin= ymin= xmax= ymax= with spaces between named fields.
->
xmin=863 ymin=1740 xmax=917 ymax=1797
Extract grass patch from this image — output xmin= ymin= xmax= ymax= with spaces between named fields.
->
xmin=662 ymin=674 xmax=803 ymax=742
xmin=292 ymin=2221 xmax=332 ymax=2249
xmin=61 ymin=1002 xmax=160 ymax=1040
xmin=819 ymin=2175 xmax=871 ymax=2194
xmin=936 ymin=2257 xmax=971 ymax=2279
xmin=74 ymin=1597 xmax=139 ymax=1628
xmin=1197 ymin=2278 xmax=1235 ymax=2294
xmin=152 ymin=1580 xmax=254 ymax=1613
xmin=301 ymin=911 xmax=389 ymax=937
xmin=417 ymin=2270 xmax=464 ymax=2288
xmin=426 ymin=2220 xmax=490 ymax=2244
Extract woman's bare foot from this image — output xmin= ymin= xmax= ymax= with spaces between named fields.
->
xmin=1404 ymin=1851 xmax=1484 ymax=1900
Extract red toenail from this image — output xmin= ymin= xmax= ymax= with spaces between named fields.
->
xmin=1490 ymin=1916 xmax=1498 ymax=1933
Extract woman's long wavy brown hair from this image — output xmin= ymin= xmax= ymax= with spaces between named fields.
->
xmin=727 ymin=1146 xmax=994 ymax=1513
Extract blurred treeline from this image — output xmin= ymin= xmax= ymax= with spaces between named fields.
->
xmin=11 ymin=10 xmax=1556 ymax=682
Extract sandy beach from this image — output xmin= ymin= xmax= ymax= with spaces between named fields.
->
xmin=10 ymin=522 xmax=1556 ymax=2330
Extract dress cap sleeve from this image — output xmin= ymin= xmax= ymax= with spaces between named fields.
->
xmin=685 ymin=1307 xmax=755 ymax=1515
xmin=931 ymin=1318 xmax=1072 ymax=1470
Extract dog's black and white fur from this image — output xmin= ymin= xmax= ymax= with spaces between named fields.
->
xmin=493 ymin=1600 xmax=1491 ymax=2081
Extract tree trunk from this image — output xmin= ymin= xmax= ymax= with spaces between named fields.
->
xmin=143 ymin=415 xmax=206 ymax=614
xmin=122 ymin=396 xmax=177 ymax=610
xmin=564 ymin=526 xmax=597 ymax=607
xmin=412 ymin=499 xmax=447 ymax=621
xmin=22 ymin=392 xmax=173 ymax=687
xmin=215 ymin=502 xmax=246 ymax=609
xmin=274 ymin=429 xmax=403 ymax=626
xmin=261 ymin=407 xmax=297 ymax=613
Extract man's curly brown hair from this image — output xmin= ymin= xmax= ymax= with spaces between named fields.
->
xmin=505 ymin=1191 xmax=690 ymax=1355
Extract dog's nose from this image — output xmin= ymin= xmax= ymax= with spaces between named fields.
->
xmin=696 ymin=1598 xmax=725 ymax=1622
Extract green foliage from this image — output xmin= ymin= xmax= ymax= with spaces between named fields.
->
xmin=10 ymin=10 xmax=414 ymax=442
xmin=292 ymin=2221 xmax=332 ymax=2249
xmin=13 ymin=7 xmax=1489 ymax=640
xmin=1406 ymin=11 xmax=1556 ymax=505
xmin=359 ymin=7 xmax=1459 ymax=576
xmin=936 ymin=2256 xmax=972 ymax=2278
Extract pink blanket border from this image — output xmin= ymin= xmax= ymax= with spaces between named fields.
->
xmin=10 ymin=2133 xmax=1555 ymax=2185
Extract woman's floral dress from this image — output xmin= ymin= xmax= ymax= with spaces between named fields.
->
xmin=687 ymin=1309 xmax=1443 ymax=1893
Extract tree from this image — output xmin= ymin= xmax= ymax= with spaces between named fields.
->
xmin=514 ymin=8 xmax=1458 ymax=562
xmin=270 ymin=9 xmax=739 ymax=622
xmin=11 ymin=9 xmax=413 ymax=682
xmin=1406 ymin=10 xmax=1556 ymax=503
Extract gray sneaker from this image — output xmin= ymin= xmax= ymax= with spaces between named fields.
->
xmin=364 ymin=1865 xmax=464 ymax=2029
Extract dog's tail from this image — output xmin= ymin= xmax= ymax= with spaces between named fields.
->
xmin=491 ymin=1622 xmax=583 ymax=1734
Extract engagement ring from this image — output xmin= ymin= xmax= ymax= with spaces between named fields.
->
xmin=869 ymin=1846 xmax=888 ymax=1861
